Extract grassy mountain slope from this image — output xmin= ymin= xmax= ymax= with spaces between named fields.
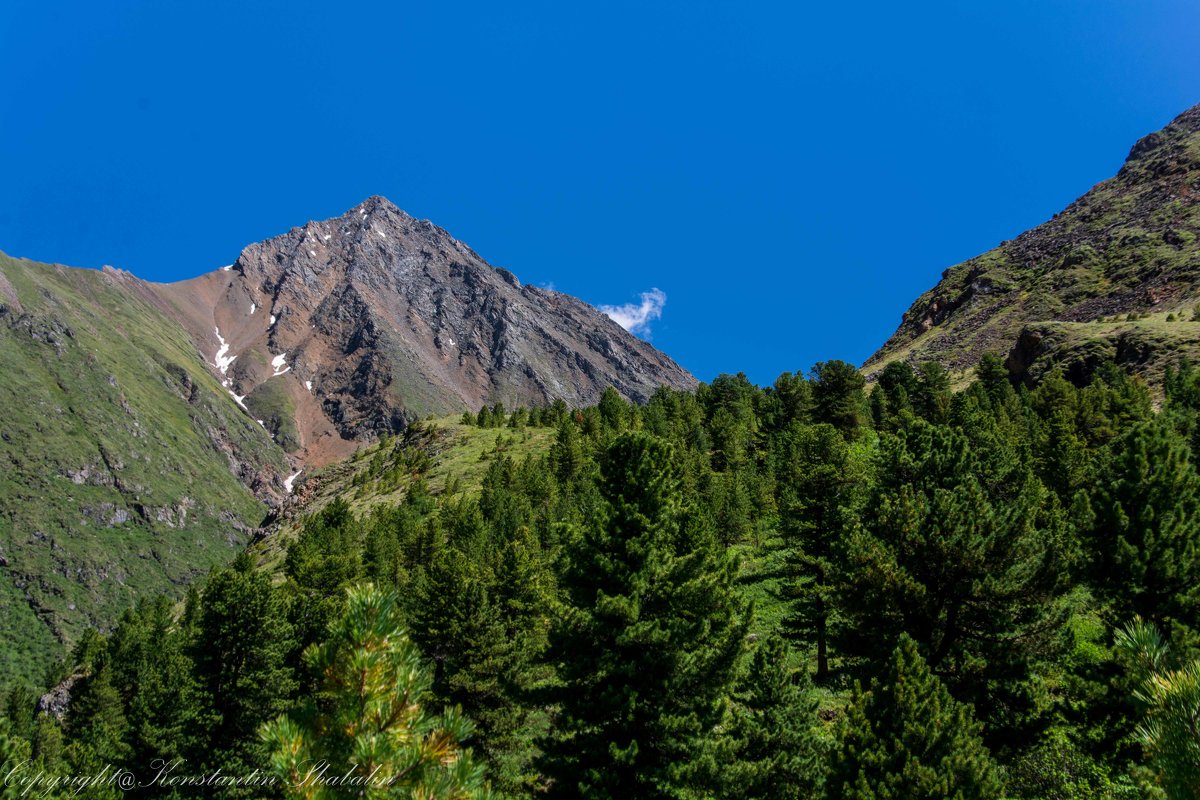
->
xmin=251 ymin=415 xmax=557 ymax=569
xmin=867 ymin=103 xmax=1200 ymax=384
xmin=0 ymin=253 xmax=290 ymax=685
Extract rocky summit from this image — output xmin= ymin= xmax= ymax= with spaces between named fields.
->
xmin=867 ymin=104 xmax=1200 ymax=385
xmin=151 ymin=196 xmax=697 ymax=466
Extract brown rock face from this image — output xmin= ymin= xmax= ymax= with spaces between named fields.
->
xmin=152 ymin=197 xmax=696 ymax=466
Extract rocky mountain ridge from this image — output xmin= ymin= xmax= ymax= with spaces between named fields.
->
xmin=867 ymin=103 xmax=1200 ymax=384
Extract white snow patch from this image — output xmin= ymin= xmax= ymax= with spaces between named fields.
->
xmin=270 ymin=314 xmax=277 ymax=326
xmin=250 ymin=303 xmax=256 ymax=315
xmin=220 ymin=265 xmax=232 ymax=272
xmin=377 ymin=229 xmax=386 ymax=239
xmin=323 ymin=234 xmax=331 ymax=241
xmin=271 ymin=352 xmax=290 ymax=376
xmin=309 ymin=250 xmax=315 ymax=256
xmin=212 ymin=327 xmax=236 ymax=374
xmin=257 ymin=419 xmax=265 ymax=427
xmin=284 ymin=469 xmax=303 ymax=493
xmin=227 ymin=390 xmax=247 ymax=410
xmin=305 ymin=380 xmax=313 ymax=392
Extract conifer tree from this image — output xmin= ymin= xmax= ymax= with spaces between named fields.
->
xmin=837 ymin=421 xmax=1071 ymax=750
xmin=774 ymin=422 xmax=866 ymax=680
xmin=810 ymin=360 xmax=867 ymax=438
xmin=826 ymin=636 xmax=1003 ymax=800
xmin=261 ymin=583 xmax=487 ymax=799
xmin=539 ymin=432 xmax=747 ymax=798
xmin=721 ymin=636 xmax=825 ymax=800
xmin=0 ymin=718 xmax=31 ymax=800
xmin=189 ymin=552 xmax=296 ymax=783
xmin=408 ymin=547 xmax=543 ymax=797
xmin=1091 ymin=418 xmax=1200 ymax=637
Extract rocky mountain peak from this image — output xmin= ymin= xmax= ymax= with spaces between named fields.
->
xmin=151 ymin=199 xmax=696 ymax=466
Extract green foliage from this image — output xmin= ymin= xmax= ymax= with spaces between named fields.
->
xmin=1115 ymin=618 xmax=1200 ymax=799
xmin=836 ymin=420 xmax=1073 ymax=751
xmin=189 ymin=551 xmax=296 ymax=783
xmin=539 ymin=431 xmax=748 ymax=798
xmin=261 ymin=583 xmax=487 ymax=799
xmin=720 ymin=635 xmax=826 ymax=799
xmin=826 ymin=636 xmax=1003 ymax=800
xmin=1090 ymin=418 xmax=1200 ymax=639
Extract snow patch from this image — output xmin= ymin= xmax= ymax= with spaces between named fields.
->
xmin=305 ymin=380 xmax=313 ymax=392
xmin=227 ymin=390 xmax=247 ymax=410
xmin=250 ymin=303 xmax=256 ymax=315
xmin=284 ymin=469 xmax=303 ymax=493
xmin=377 ymin=229 xmax=386 ymax=239
xmin=309 ymin=250 xmax=315 ymax=256
xmin=220 ymin=265 xmax=232 ymax=272
xmin=271 ymin=352 xmax=290 ymax=376
xmin=212 ymin=327 xmax=236 ymax=374
xmin=270 ymin=314 xmax=277 ymax=326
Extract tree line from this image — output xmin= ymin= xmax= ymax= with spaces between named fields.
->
xmin=3 ymin=355 xmax=1200 ymax=798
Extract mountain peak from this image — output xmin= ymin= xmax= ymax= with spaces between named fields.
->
xmin=154 ymin=203 xmax=695 ymax=466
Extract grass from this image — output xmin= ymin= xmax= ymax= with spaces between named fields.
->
xmin=0 ymin=253 xmax=289 ymax=687
xmin=252 ymin=415 xmax=557 ymax=570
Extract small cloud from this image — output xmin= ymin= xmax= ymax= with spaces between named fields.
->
xmin=599 ymin=288 xmax=667 ymax=337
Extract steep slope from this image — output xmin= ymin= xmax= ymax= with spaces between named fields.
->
xmin=152 ymin=196 xmax=697 ymax=466
xmin=0 ymin=253 xmax=291 ymax=685
xmin=867 ymin=103 xmax=1200 ymax=384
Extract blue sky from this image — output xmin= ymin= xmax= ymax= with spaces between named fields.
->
xmin=2 ymin=1 xmax=1198 ymax=384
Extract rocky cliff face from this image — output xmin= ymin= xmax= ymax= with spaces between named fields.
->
xmin=153 ymin=197 xmax=697 ymax=465
xmin=867 ymin=103 xmax=1200 ymax=385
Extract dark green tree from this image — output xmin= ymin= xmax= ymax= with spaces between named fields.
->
xmin=189 ymin=552 xmax=296 ymax=783
xmin=826 ymin=636 xmax=1003 ymax=800
xmin=836 ymin=421 xmax=1072 ymax=751
xmin=1090 ymin=418 xmax=1200 ymax=639
xmin=721 ymin=636 xmax=825 ymax=800
xmin=810 ymin=360 xmax=867 ymax=438
xmin=539 ymin=432 xmax=748 ymax=798
xmin=774 ymin=422 xmax=867 ymax=680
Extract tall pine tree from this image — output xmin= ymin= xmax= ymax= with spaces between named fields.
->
xmin=538 ymin=432 xmax=747 ymax=799
xmin=827 ymin=636 xmax=1002 ymax=800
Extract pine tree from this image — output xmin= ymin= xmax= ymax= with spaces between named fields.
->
xmin=538 ymin=432 xmax=748 ymax=798
xmin=286 ymin=498 xmax=363 ymax=653
xmin=0 ymin=718 xmax=32 ymax=800
xmin=261 ymin=583 xmax=487 ymax=799
xmin=189 ymin=552 xmax=296 ymax=783
xmin=810 ymin=360 xmax=867 ymax=438
xmin=1114 ymin=618 xmax=1200 ymax=800
xmin=1091 ymin=418 xmax=1200 ymax=637
xmin=826 ymin=636 xmax=1003 ymax=800
xmin=408 ymin=548 xmax=543 ymax=796
xmin=63 ymin=660 xmax=131 ymax=800
xmin=721 ymin=636 xmax=825 ymax=800
xmin=836 ymin=421 xmax=1072 ymax=752
xmin=773 ymin=422 xmax=866 ymax=680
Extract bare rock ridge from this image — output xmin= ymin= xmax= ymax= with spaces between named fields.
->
xmin=152 ymin=197 xmax=697 ymax=465
xmin=867 ymin=103 xmax=1200 ymax=384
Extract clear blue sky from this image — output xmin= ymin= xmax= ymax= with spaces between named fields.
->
xmin=2 ymin=1 xmax=1198 ymax=384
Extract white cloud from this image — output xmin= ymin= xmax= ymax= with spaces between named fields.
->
xmin=599 ymin=288 xmax=667 ymax=337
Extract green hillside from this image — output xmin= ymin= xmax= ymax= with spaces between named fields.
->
xmin=0 ymin=253 xmax=289 ymax=685
xmin=868 ymin=104 xmax=1200 ymax=384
